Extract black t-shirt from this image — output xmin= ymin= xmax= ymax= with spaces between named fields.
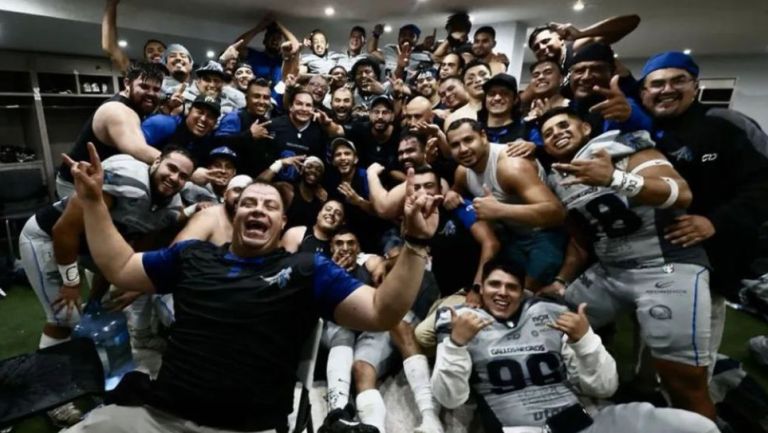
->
xmin=345 ymin=121 xmax=400 ymax=169
xmin=476 ymin=111 xmax=530 ymax=144
xmin=430 ymin=205 xmax=480 ymax=296
xmin=269 ymin=115 xmax=328 ymax=158
xmin=286 ymin=189 xmax=323 ymax=229
xmin=298 ymin=228 xmax=330 ymax=256
xmin=140 ymin=241 xmax=362 ymax=430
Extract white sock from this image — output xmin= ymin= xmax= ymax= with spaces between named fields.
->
xmin=356 ymin=389 xmax=386 ymax=433
xmin=403 ymin=354 xmax=441 ymax=423
xmin=326 ymin=346 xmax=353 ymax=411
xmin=39 ymin=333 xmax=69 ymax=349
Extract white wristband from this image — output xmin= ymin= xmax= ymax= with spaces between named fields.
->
xmin=183 ymin=204 xmax=198 ymax=217
xmin=658 ymin=177 xmax=679 ymax=209
xmin=609 ymin=169 xmax=644 ymax=197
xmin=269 ymin=160 xmax=284 ymax=173
xmin=58 ymin=262 xmax=80 ymax=287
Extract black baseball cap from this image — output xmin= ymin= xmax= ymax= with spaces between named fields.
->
xmin=192 ymin=95 xmax=222 ymax=116
xmin=195 ymin=60 xmax=227 ymax=80
xmin=370 ymin=95 xmax=394 ymax=111
xmin=330 ymin=137 xmax=357 ymax=154
xmin=483 ymin=73 xmax=518 ymax=94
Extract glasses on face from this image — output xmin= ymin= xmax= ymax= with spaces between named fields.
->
xmin=644 ymin=75 xmax=695 ymax=93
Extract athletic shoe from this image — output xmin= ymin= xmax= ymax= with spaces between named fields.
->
xmin=748 ymin=335 xmax=768 ymax=366
xmin=47 ymin=402 xmax=82 ymax=427
xmin=319 ymin=404 xmax=379 ymax=433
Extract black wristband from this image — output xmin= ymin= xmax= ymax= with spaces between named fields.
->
xmin=402 ymin=234 xmax=430 ymax=247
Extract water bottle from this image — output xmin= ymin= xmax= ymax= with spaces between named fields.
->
xmin=72 ymin=300 xmax=135 ymax=391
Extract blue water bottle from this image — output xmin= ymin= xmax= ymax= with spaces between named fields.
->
xmin=72 ymin=300 xmax=135 ymax=390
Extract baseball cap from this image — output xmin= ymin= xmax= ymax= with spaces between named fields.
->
xmin=640 ymin=51 xmax=700 ymax=83
xmin=195 ymin=60 xmax=227 ymax=80
xmin=330 ymin=137 xmax=357 ymax=154
xmin=227 ymin=174 xmax=253 ymax=191
xmin=483 ymin=73 xmax=518 ymax=94
xmin=163 ymin=43 xmax=194 ymax=65
xmin=568 ymin=42 xmax=614 ymax=70
xmin=304 ymin=155 xmax=325 ymax=172
xmin=192 ymin=95 xmax=222 ymax=116
xmin=208 ymin=146 xmax=238 ymax=162
xmin=370 ymin=95 xmax=394 ymax=111
xmin=400 ymin=24 xmax=421 ymax=37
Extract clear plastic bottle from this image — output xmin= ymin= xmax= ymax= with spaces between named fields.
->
xmin=72 ymin=300 xmax=135 ymax=390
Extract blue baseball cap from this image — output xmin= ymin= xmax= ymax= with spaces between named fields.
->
xmin=208 ymin=146 xmax=238 ymax=162
xmin=640 ymin=51 xmax=700 ymax=83
xmin=400 ymin=24 xmax=421 ymax=38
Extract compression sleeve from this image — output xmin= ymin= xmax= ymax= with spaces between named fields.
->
xmin=141 ymin=114 xmax=182 ymax=147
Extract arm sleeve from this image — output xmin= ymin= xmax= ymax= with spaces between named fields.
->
xmin=141 ymin=114 xmax=181 ymax=148
xmin=452 ymin=198 xmax=478 ymax=230
xmin=140 ymin=239 xmax=198 ymax=294
xmin=312 ymin=253 xmax=365 ymax=321
xmin=215 ymin=112 xmax=243 ymax=137
xmin=431 ymin=336 xmax=473 ymax=409
xmin=562 ymin=328 xmax=619 ymax=398
xmin=603 ymin=98 xmax=653 ymax=134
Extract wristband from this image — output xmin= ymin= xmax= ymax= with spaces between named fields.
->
xmin=402 ymin=234 xmax=430 ymax=247
xmin=553 ymin=276 xmax=569 ymax=287
xmin=609 ymin=169 xmax=644 ymax=197
xmin=269 ymin=160 xmax=284 ymax=173
xmin=58 ymin=262 xmax=80 ymax=287
xmin=403 ymin=241 xmax=429 ymax=260
xmin=658 ymin=177 xmax=679 ymax=209
xmin=183 ymin=204 xmax=198 ymax=218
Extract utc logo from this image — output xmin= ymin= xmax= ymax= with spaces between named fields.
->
xmin=701 ymin=153 xmax=718 ymax=162
xmin=262 ymin=267 xmax=293 ymax=289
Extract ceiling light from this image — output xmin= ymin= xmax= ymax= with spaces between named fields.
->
xmin=683 ymin=48 xmax=692 ymax=55
xmin=324 ymin=6 xmax=335 ymax=16
xmin=206 ymin=50 xmax=215 ymax=59
xmin=384 ymin=25 xmax=393 ymax=33
xmin=573 ymin=0 xmax=585 ymax=11
xmin=613 ymin=53 xmax=619 ymax=58
xmin=118 ymin=40 xmax=128 ymax=48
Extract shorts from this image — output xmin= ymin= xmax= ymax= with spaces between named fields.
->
xmin=499 ymin=228 xmax=567 ymax=284
xmin=565 ymin=262 xmax=711 ymax=367
xmin=353 ymin=311 xmax=418 ymax=376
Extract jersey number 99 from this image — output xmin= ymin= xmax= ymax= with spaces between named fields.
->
xmin=487 ymin=352 xmax=564 ymax=394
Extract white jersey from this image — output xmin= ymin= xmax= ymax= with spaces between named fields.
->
xmin=548 ymin=130 xmax=708 ymax=268
xmin=432 ymin=298 xmax=618 ymax=427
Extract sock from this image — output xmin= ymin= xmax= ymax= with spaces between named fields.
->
xmin=403 ymin=354 xmax=441 ymax=425
xmin=326 ymin=346 xmax=353 ymax=411
xmin=356 ymin=389 xmax=386 ymax=433
xmin=39 ymin=333 xmax=69 ymax=349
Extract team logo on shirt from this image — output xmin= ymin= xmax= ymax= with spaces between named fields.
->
xmin=439 ymin=220 xmax=456 ymax=237
xmin=261 ymin=267 xmax=293 ymax=289
xmin=649 ymin=304 xmax=672 ymax=320
xmin=489 ymin=344 xmax=546 ymax=356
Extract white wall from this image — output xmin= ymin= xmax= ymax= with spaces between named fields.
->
xmin=521 ymin=54 xmax=768 ymax=130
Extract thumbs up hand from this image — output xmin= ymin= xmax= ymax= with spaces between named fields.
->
xmin=588 ymin=75 xmax=631 ymax=122
xmin=471 ymin=184 xmax=501 ymax=221
xmin=549 ymin=303 xmax=590 ymax=342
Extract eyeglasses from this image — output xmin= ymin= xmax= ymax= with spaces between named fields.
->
xmin=644 ymin=75 xmax=695 ymax=93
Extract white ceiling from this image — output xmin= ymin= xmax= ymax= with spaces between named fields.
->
xmin=0 ymin=0 xmax=767 ymax=64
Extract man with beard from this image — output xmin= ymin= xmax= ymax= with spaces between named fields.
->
xmin=444 ymin=60 xmax=491 ymax=130
xmin=528 ymin=14 xmax=640 ymax=70
xmin=161 ymin=44 xmax=193 ymax=93
xmin=282 ymin=199 xmax=346 ymax=256
xmin=524 ymin=59 xmax=569 ymax=122
xmin=231 ymin=63 xmax=255 ymax=94
xmin=370 ymin=24 xmax=433 ymax=81
xmin=180 ymin=146 xmax=239 ymax=207
xmin=470 ymin=26 xmax=508 ymax=76
xmin=639 ymin=52 xmax=768 ymax=375
xmin=351 ymin=58 xmax=389 ymax=110
xmin=56 ymin=62 xmax=166 ymax=198
xmin=344 ymin=96 xmax=400 ymax=171
xmin=446 ymin=119 xmax=566 ymax=290
xmin=328 ymin=65 xmax=351 ymax=93
xmin=331 ymin=87 xmax=355 ymax=126
xmin=306 ymin=74 xmax=332 ymax=115
xmin=431 ymin=260 xmax=719 ymax=433
xmin=565 ymin=43 xmax=652 ymax=136
xmin=300 ymin=29 xmax=337 ymax=75
xmin=438 ymin=53 xmax=465 ymax=81
xmin=539 ymin=107 xmax=717 ymax=419
xmin=414 ymin=68 xmax=442 ymax=109
xmin=61 ymin=142 xmax=439 ymax=433
xmin=167 ymin=61 xmax=245 ymax=119
xmin=101 ymin=0 xmax=165 ymax=72
xmin=333 ymin=26 xmax=369 ymax=72
xmin=20 ymin=145 xmax=194 ymax=351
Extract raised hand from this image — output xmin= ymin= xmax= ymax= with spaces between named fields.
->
xmin=589 ymin=75 xmax=631 ymax=122
xmin=338 ymin=182 xmax=364 ymax=206
xmin=420 ymin=28 xmax=437 ymax=51
xmin=221 ymin=39 xmax=245 ymax=62
xmin=281 ymin=154 xmax=306 ymax=171
xmin=250 ymin=119 xmax=273 ymax=140
xmin=548 ymin=22 xmax=583 ymax=41
xmin=388 ymin=75 xmax=410 ymax=98
xmin=314 ymin=109 xmax=332 ymax=126
xmin=443 ymin=190 xmax=463 ymax=210
xmin=332 ymin=249 xmax=356 ymax=272
xmin=396 ymin=41 xmax=413 ymax=69
xmin=551 ymin=148 xmax=614 ymax=187
xmin=367 ymin=162 xmax=386 ymax=177
xmin=402 ymin=167 xmax=441 ymax=239
xmin=62 ymin=142 xmax=104 ymax=203
xmin=167 ymin=82 xmax=188 ymax=111
xmin=549 ymin=303 xmax=590 ymax=342
xmin=471 ymin=185 xmax=502 ymax=220
xmin=449 ymin=307 xmax=493 ymax=346
xmin=410 ymin=120 xmax=440 ymax=137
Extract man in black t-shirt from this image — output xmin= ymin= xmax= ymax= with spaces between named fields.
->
xmin=62 ymin=144 xmax=439 ymax=433
xmin=344 ymin=95 xmax=400 ymax=170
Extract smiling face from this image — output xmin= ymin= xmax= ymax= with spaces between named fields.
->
xmin=290 ymin=92 xmax=315 ymax=124
xmin=397 ymin=137 xmax=426 ymax=169
xmin=126 ymin=76 xmax=163 ymax=115
xmin=232 ymin=183 xmax=286 ymax=256
xmin=207 ymin=156 xmax=236 ymax=188
xmin=150 ymin=151 xmax=194 ymax=198
xmin=302 ymin=160 xmax=324 ymax=185
xmin=330 ymin=231 xmax=360 ymax=261
xmin=186 ymin=105 xmax=218 ymax=137
xmin=446 ymin=122 xmax=489 ymax=169
xmin=332 ymin=145 xmax=358 ymax=176
xmin=196 ymin=74 xmax=224 ymax=97
xmin=234 ymin=67 xmax=255 ymax=91
xmin=463 ymin=65 xmax=491 ymax=100
xmin=144 ymin=41 xmax=165 ymax=63
xmin=531 ymin=29 xmax=564 ymax=62
xmin=438 ymin=78 xmax=469 ymax=110
xmin=311 ymin=32 xmax=328 ymax=57
xmin=640 ymin=68 xmax=698 ymax=119
xmin=307 ymin=75 xmax=329 ymax=103
xmin=165 ymin=50 xmax=192 ymax=80
xmin=316 ymin=200 xmax=345 ymax=232
xmin=331 ymin=87 xmax=353 ymax=121
xmin=246 ymin=83 xmax=272 ymax=118
xmin=348 ymin=29 xmax=365 ymax=53
xmin=541 ymin=112 xmax=591 ymax=162
xmin=530 ymin=61 xmax=562 ymax=98
xmin=369 ymin=103 xmax=394 ymax=132
xmin=569 ymin=61 xmax=612 ymax=100
xmin=480 ymin=268 xmax=524 ymax=320
xmin=416 ymin=73 xmax=438 ymax=98
xmin=484 ymin=85 xmax=516 ymax=116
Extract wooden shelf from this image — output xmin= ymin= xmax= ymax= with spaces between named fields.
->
xmin=0 ymin=160 xmax=43 ymax=173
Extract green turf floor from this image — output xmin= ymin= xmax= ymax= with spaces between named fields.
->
xmin=2 ymin=283 xmax=768 ymax=432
